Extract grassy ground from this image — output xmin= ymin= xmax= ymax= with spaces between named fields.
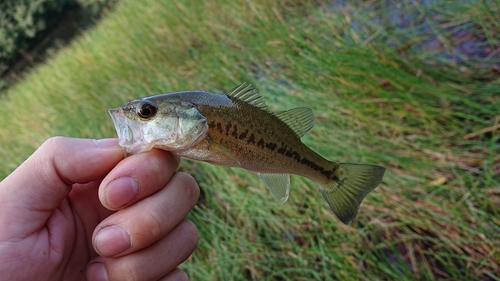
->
xmin=1 ymin=0 xmax=499 ymax=280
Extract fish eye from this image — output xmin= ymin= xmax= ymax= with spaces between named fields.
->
xmin=136 ymin=101 xmax=157 ymax=119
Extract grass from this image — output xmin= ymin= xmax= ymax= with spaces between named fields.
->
xmin=1 ymin=0 xmax=499 ymax=280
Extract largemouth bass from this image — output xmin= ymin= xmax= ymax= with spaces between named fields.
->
xmin=108 ymin=83 xmax=385 ymax=224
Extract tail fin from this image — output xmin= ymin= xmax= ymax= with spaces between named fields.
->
xmin=319 ymin=163 xmax=385 ymax=224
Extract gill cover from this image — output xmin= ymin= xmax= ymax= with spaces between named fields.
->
xmin=108 ymin=98 xmax=208 ymax=154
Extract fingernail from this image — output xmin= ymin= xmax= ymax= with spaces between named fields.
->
xmin=94 ymin=138 xmax=119 ymax=148
xmin=105 ymin=177 xmax=139 ymax=208
xmin=95 ymin=225 xmax=131 ymax=256
xmin=86 ymin=263 xmax=109 ymax=281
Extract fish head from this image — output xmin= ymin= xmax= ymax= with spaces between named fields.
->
xmin=108 ymin=96 xmax=208 ymax=154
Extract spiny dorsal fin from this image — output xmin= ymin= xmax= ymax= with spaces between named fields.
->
xmin=226 ymin=82 xmax=269 ymax=111
xmin=275 ymin=107 xmax=315 ymax=138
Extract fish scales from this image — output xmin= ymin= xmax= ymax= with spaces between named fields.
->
xmin=108 ymin=83 xmax=386 ymax=224
xmin=180 ymin=91 xmax=337 ymax=185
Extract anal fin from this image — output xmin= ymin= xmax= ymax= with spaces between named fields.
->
xmin=258 ymin=173 xmax=290 ymax=203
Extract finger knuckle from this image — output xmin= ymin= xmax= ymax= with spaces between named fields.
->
xmin=179 ymin=220 xmax=199 ymax=248
xmin=149 ymin=153 xmax=165 ymax=175
xmin=148 ymin=149 xmax=176 ymax=175
xmin=42 ymin=136 xmax=66 ymax=150
xmin=40 ymin=136 xmax=65 ymax=151
xmin=142 ymin=206 xmax=165 ymax=239
xmin=174 ymin=172 xmax=200 ymax=201
xmin=160 ymin=269 xmax=189 ymax=281
xmin=109 ymin=261 xmax=144 ymax=281
xmin=36 ymin=136 xmax=71 ymax=187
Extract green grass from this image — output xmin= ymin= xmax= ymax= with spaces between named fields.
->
xmin=1 ymin=0 xmax=499 ymax=280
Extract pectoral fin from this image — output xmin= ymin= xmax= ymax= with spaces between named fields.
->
xmin=257 ymin=173 xmax=290 ymax=203
xmin=206 ymin=139 xmax=241 ymax=166
xmin=177 ymin=137 xmax=241 ymax=167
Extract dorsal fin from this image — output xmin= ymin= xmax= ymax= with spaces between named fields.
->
xmin=275 ymin=107 xmax=315 ymax=138
xmin=226 ymin=82 xmax=269 ymax=111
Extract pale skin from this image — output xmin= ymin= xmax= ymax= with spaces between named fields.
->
xmin=0 ymin=137 xmax=200 ymax=281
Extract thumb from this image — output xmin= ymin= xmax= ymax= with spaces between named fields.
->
xmin=0 ymin=137 xmax=124 ymax=239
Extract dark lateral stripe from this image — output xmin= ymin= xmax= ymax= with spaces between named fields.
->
xmin=247 ymin=134 xmax=255 ymax=144
xmin=265 ymin=142 xmax=277 ymax=151
xmin=231 ymin=124 xmax=238 ymax=138
xmin=239 ymin=129 xmax=248 ymax=140
xmin=208 ymin=120 xmax=335 ymax=180
xmin=209 ymin=121 xmax=223 ymax=134
xmin=225 ymin=121 xmax=232 ymax=136
xmin=300 ymin=157 xmax=335 ymax=179
xmin=257 ymin=139 xmax=265 ymax=148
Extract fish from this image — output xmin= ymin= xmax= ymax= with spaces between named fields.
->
xmin=108 ymin=83 xmax=385 ymax=224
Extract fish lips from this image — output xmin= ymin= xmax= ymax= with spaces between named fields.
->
xmin=108 ymin=107 xmax=146 ymax=154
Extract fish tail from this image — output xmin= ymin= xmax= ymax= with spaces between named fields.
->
xmin=319 ymin=163 xmax=385 ymax=224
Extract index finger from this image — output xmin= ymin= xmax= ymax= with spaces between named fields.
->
xmin=0 ymin=137 xmax=124 ymax=239
xmin=98 ymin=149 xmax=180 ymax=210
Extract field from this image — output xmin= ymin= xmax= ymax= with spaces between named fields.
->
xmin=0 ymin=0 xmax=499 ymax=280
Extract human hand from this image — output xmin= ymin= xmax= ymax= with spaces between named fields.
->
xmin=0 ymin=137 xmax=199 ymax=281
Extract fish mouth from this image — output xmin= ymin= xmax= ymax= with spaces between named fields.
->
xmin=108 ymin=108 xmax=146 ymax=154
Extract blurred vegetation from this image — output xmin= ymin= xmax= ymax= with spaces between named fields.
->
xmin=0 ymin=0 xmax=73 ymax=62
xmin=0 ymin=0 xmax=499 ymax=280
xmin=0 ymin=0 xmax=117 ymax=90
